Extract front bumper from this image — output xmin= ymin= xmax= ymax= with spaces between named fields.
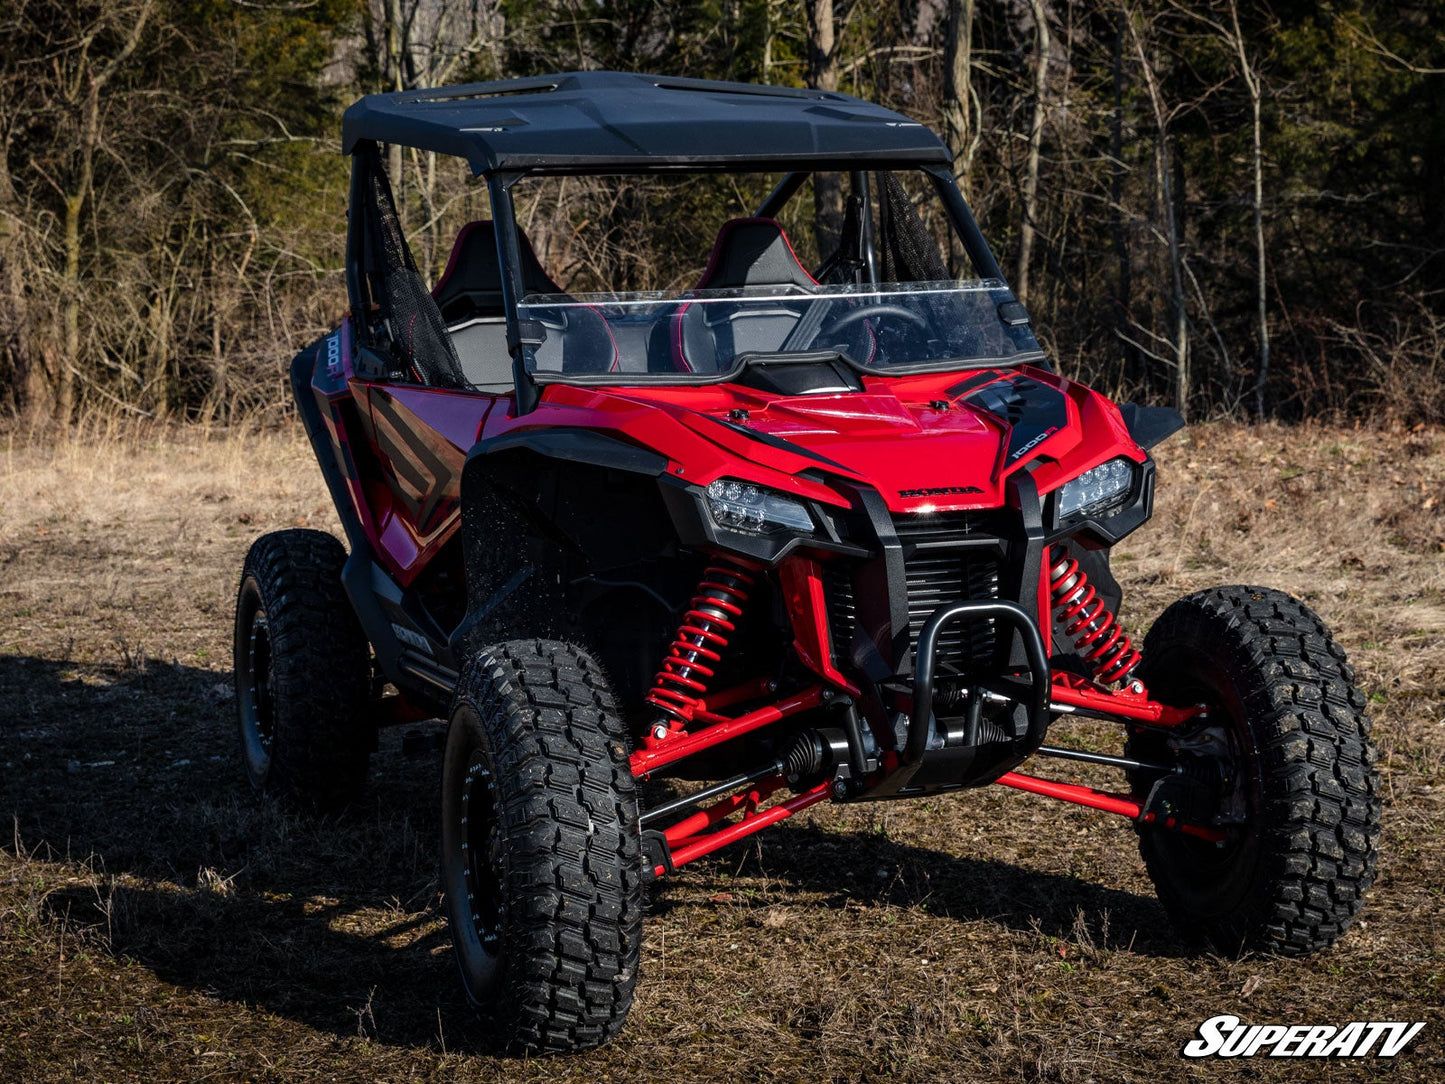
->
xmin=871 ymin=599 xmax=1052 ymax=797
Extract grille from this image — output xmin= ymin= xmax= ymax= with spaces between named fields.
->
xmin=823 ymin=513 xmax=1004 ymax=672
xmin=895 ymin=512 xmax=1002 ymax=671
xmin=898 ymin=549 xmax=1000 ymax=668
xmin=823 ymin=562 xmax=857 ymax=659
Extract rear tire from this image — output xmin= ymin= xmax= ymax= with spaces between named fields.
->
xmin=1129 ymin=586 xmax=1380 ymax=956
xmin=233 ymin=529 xmax=372 ymax=807
xmin=441 ymin=639 xmax=642 ymax=1053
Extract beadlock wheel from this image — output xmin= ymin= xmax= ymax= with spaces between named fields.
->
xmin=440 ymin=639 xmax=643 ymax=1054
xmin=236 ymin=605 xmax=275 ymax=785
xmin=232 ymin=529 xmax=373 ymax=807
xmin=1128 ymin=586 xmax=1381 ymax=956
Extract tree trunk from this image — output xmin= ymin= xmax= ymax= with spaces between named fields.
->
xmin=1131 ymin=14 xmax=1189 ymax=418
xmin=805 ymin=0 xmax=843 ymax=256
xmin=1016 ymin=0 xmax=1051 ymax=304
xmin=383 ymin=0 xmax=406 ymax=204
xmin=1229 ymin=0 xmax=1269 ymax=419
xmin=55 ymin=1 xmax=153 ymax=426
xmin=762 ymin=0 xmax=776 ymax=80
xmin=1110 ymin=3 xmax=1137 ymax=386
xmin=0 ymin=127 xmax=38 ymax=418
xmin=1165 ymin=138 xmax=1189 ymax=415
xmin=146 ymin=285 xmax=171 ymax=419
xmin=59 ymin=72 xmax=104 ymax=426
xmin=942 ymin=0 xmax=978 ymax=200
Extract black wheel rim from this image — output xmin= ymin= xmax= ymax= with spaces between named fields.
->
xmin=238 ymin=599 xmax=275 ymax=781
xmin=460 ymin=753 xmax=505 ymax=955
xmin=1137 ymin=664 xmax=1263 ymax=912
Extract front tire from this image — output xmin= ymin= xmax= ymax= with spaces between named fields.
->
xmin=233 ymin=529 xmax=372 ymax=807
xmin=1129 ymin=586 xmax=1380 ymax=956
xmin=441 ymin=640 xmax=643 ymax=1053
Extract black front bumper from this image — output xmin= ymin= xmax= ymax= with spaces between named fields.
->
xmin=870 ymin=599 xmax=1052 ymax=797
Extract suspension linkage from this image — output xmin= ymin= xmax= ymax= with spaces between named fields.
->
xmin=1034 ymin=744 xmax=1177 ymax=774
xmin=639 ymin=759 xmax=786 ymax=828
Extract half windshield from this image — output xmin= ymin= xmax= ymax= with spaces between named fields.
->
xmin=515 ymin=280 xmax=1042 ymax=381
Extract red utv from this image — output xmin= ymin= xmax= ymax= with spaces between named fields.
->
xmin=232 ymin=71 xmax=1380 ymax=1053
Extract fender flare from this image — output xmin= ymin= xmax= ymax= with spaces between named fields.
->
xmin=464 ymin=427 xmax=670 ymax=481
xmin=452 ymin=428 xmax=671 ymax=655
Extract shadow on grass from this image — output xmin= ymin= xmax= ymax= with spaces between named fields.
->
xmin=650 ymin=822 xmax=1187 ymax=959
xmin=3 ymin=651 xmax=1186 ymax=1053
xmin=1 ymin=652 xmax=478 ymax=1051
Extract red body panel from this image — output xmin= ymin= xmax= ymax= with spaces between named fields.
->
xmin=310 ymin=323 xmax=1223 ymax=858
xmin=363 ymin=384 xmax=490 ymax=583
xmin=321 ymin=312 xmax=1146 ymax=588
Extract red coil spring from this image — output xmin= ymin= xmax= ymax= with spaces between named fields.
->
xmin=646 ymin=560 xmax=756 ymax=722
xmin=1047 ymin=545 xmax=1141 ymax=685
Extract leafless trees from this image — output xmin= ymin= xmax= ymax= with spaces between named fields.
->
xmin=0 ymin=0 xmax=1440 ymax=426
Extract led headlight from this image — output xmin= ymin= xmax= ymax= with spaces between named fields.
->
xmin=1057 ymin=457 xmax=1136 ymax=519
xmin=706 ymin=478 xmax=814 ymax=535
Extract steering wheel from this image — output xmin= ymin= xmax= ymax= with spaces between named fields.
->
xmin=820 ymin=303 xmax=930 ymax=338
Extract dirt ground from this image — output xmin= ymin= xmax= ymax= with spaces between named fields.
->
xmin=1 ymin=420 xmax=1442 ymax=1083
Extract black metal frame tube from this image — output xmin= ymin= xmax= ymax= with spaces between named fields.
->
xmin=1034 ymin=745 xmax=1175 ymax=774
xmin=909 ymin=600 xmax=1050 ymax=765
xmin=921 ymin=163 xmax=1004 ymax=282
xmin=486 ymin=171 xmax=540 ymax=414
xmin=344 ymin=150 xmax=368 ymax=341
xmin=755 ymin=171 xmax=810 ymax=218
xmin=639 ymin=760 xmax=785 ymax=827
xmin=850 ymin=170 xmax=878 ymax=285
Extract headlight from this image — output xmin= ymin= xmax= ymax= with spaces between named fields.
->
xmin=706 ymin=478 xmax=814 ymax=534
xmin=1057 ymin=458 xmax=1136 ymax=519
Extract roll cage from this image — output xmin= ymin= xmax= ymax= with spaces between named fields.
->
xmin=341 ymin=71 xmax=1011 ymax=414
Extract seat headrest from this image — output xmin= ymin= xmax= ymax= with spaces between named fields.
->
xmin=432 ymin=221 xmax=561 ymax=320
xmin=696 ymin=218 xmax=816 ymax=290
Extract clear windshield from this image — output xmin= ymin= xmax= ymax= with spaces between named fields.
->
xmin=515 ymin=279 xmax=1041 ymax=381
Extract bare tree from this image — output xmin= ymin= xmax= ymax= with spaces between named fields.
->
xmin=43 ymin=1 xmax=156 ymax=424
xmin=1108 ymin=2 xmax=1139 ymax=383
xmin=362 ymin=1 xmax=504 ymax=271
xmin=0 ymin=24 xmax=39 ymax=414
xmin=363 ymin=0 xmax=502 ymax=91
xmin=1163 ymin=0 xmax=1268 ymax=416
xmin=805 ymin=0 xmax=844 ymax=254
xmin=942 ymin=0 xmax=980 ymax=199
xmin=1227 ymin=0 xmax=1269 ymax=419
xmin=1015 ymin=0 xmax=1051 ymax=304
xmin=1129 ymin=10 xmax=1189 ymax=416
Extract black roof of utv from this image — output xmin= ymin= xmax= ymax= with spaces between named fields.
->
xmin=341 ymin=70 xmax=950 ymax=176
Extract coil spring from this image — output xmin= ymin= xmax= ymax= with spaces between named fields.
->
xmin=646 ymin=560 xmax=756 ymax=722
xmin=1047 ymin=545 xmax=1141 ymax=685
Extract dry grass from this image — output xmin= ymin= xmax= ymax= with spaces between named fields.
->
xmin=1 ymin=421 xmax=1442 ymax=1082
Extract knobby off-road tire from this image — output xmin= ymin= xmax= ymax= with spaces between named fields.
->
xmin=234 ymin=529 xmax=372 ymax=807
xmin=1130 ymin=586 xmax=1380 ymax=957
xmin=441 ymin=640 xmax=643 ymax=1054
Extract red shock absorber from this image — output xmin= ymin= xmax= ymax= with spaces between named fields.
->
xmin=1047 ymin=545 xmax=1142 ymax=685
xmin=646 ymin=559 xmax=757 ymax=726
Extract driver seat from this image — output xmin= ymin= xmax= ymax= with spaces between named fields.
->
xmin=673 ymin=218 xmax=873 ymax=372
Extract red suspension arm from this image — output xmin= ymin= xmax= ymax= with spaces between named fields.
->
xmin=663 ymin=777 xmax=786 ymax=845
xmin=1049 ymin=673 xmax=1205 ymax=727
xmin=631 ymin=685 xmax=826 ymax=778
xmin=656 ymin=780 xmax=833 ymax=877
xmin=995 ymin=771 xmax=1226 ymax=842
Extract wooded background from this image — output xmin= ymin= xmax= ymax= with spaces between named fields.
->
xmin=1 ymin=0 xmax=1440 ymax=426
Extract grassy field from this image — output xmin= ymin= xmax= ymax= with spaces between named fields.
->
xmin=1 ymin=420 xmax=1442 ymax=1082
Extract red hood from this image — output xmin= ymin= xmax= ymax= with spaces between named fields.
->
xmin=711 ymin=393 xmax=1014 ymax=497
xmin=535 ymin=366 xmax=1138 ymax=515
xmin=670 ymin=373 xmax=1093 ymax=513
